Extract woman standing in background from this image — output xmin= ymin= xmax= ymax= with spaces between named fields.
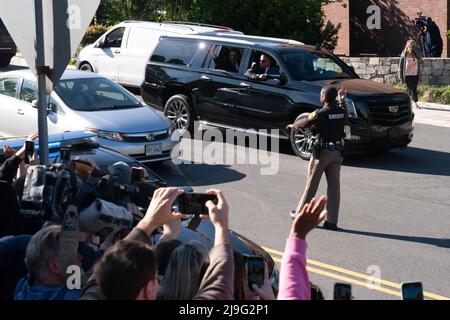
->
xmin=399 ymin=40 xmax=421 ymax=109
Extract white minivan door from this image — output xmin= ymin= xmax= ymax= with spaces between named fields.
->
xmin=96 ymin=27 xmax=126 ymax=81
xmin=118 ymin=27 xmax=162 ymax=87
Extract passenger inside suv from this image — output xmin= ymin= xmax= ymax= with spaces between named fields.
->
xmin=245 ymin=52 xmax=277 ymax=80
xmin=210 ymin=45 xmax=242 ymax=73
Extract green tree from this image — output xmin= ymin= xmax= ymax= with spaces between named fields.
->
xmin=181 ymin=0 xmax=341 ymax=50
xmin=95 ymin=0 xmax=165 ymax=25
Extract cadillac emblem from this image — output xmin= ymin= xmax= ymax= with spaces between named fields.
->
xmin=388 ymin=105 xmax=399 ymax=113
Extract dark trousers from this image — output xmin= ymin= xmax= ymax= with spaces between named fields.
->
xmin=405 ymin=75 xmax=419 ymax=103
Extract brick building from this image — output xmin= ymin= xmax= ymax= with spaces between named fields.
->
xmin=323 ymin=0 xmax=450 ymax=57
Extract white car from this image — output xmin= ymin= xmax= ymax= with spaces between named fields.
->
xmin=77 ymin=21 xmax=242 ymax=88
xmin=0 ymin=69 xmax=180 ymax=163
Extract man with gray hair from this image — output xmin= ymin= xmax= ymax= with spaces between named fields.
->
xmin=14 ymin=225 xmax=81 ymax=300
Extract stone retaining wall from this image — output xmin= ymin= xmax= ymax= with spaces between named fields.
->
xmin=341 ymin=57 xmax=450 ymax=85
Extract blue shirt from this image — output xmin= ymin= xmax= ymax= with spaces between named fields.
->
xmin=14 ymin=275 xmax=80 ymax=300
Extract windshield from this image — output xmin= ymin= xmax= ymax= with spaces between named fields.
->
xmin=282 ymin=50 xmax=353 ymax=81
xmin=54 ymin=77 xmax=142 ymax=111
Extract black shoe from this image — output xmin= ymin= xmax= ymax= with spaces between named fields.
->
xmin=289 ymin=210 xmax=297 ymax=220
xmin=323 ymin=221 xmax=339 ymax=231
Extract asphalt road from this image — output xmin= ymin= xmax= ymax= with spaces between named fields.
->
xmin=147 ymin=123 xmax=450 ymax=300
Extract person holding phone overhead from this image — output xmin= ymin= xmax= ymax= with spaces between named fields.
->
xmin=286 ymin=86 xmax=348 ymax=231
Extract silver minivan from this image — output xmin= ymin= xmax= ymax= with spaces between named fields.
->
xmin=0 ymin=69 xmax=180 ymax=162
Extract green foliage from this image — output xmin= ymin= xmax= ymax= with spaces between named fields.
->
xmin=395 ymin=84 xmax=450 ymax=105
xmin=95 ymin=0 xmax=165 ymax=25
xmin=181 ymin=0 xmax=341 ymax=50
xmin=81 ymin=24 xmax=111 ymax=47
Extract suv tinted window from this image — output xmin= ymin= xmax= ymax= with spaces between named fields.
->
xmin=0 ymin=77 xmax=19 ymax=97
xmin=282 ymin=51 xmax=351 ymax=81
xmin=150 ymin=39 xmax=199 ymax=66
xmin=20 ymin=79 xmax=37 ymax=103
xmin=207 ymin=45 xmax=243 ymax=73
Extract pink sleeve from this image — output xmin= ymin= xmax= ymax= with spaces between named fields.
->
xmin=277 ymin=238 xmax=311 ymax=300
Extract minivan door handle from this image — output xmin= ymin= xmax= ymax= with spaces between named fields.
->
xmin=114 ymin=49 xmax=121 ymax=54
xmin=17 ymin=109 xmax=24 ymax=115
xmin=240 ymin=82 xmax=252 ymax=88
xmin=200 ymin=75 xmax=211 ymax=81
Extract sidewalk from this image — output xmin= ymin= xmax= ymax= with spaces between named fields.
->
xmin=415 ymin=102 xmax=450 ymax=128
xmin=10 ymin=52 xmax=76 ymax=70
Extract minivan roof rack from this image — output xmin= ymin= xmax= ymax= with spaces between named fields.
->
xmin=163 ymin=21 xmax=235 ymax=30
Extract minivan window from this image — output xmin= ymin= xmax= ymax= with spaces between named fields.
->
xmin=54 ymin=77 xmax=141 ymax=111
xmin=282 ymin=51 xmax=352 ymax=81
xmin=150 ymin=40 xmax=199 ymax=66
xmin=0 ymin=77 xmax=19 ymax=97
xmin=104 ymin=27 xmax=125 ymax=48
xmin=127 ymin=27 xmax=161 ymax=50
xmin=20 ymin=79 xmax=37 ymax=103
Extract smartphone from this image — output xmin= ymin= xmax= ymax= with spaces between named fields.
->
xmin=334 ymin=283 xmax=352 ymax=300
xmin=131 ymin=167 xmax=146 ymax=182
xmin=176 ymin=192 xmax=218 ymax=215
xmin=59 ymin=147 xmax=71 ymax=164
xmin=246 ymin=255 xmax=265 ymax=290
xmin=401 ymin=282 xmax=423 ymax=300
xmin=24 ymin=141 xmax=35 ymax=164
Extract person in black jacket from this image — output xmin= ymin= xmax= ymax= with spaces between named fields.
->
xmin=286 ymin=86 xmax=348 ymax=231
xmin=210 ymin=46 xmax=241 ymax=73
xmin=245 ymin=54 xmax=273 ymax=80
xmin=0 ymin=132 xmax=38 ymax=184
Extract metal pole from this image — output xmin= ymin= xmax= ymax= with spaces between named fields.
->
xmin=35 ymin=0 xmax=48 ymax=164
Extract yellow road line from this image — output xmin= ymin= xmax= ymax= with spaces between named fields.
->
xmin=265 ymin=247 xmax=450 ymax=300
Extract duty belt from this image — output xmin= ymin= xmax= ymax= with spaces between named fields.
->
xmin=321 ymin=141 xmax=343 ymax=151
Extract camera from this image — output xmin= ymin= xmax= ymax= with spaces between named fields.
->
xmin=19 ymin=160 xmax=162 ymax=238
xmin=245 ymin=255 xmax=265 ymax=290
xmin=401 ymin=282 xmax=423 ymax=300
xmin=176 ymin=192 xmax=218 ymax=215
xmin=334 ymin=283 xmax=352 ymax=300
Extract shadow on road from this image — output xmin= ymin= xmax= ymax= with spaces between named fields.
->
xmin=178 ymin=162 xmax=246 ymax=187
xmin=0 ymin=65 xmax=28 ymax=72
xmin=343 ymin=147 xmax=450 ymax=176
xmin=329 ymin=227 xmax=450 ymax=249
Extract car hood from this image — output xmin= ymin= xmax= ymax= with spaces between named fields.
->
xmin=295 ymin=78 xmax=403 ymax=96
xmin=76 ymin=106 xmax=168 ymax=133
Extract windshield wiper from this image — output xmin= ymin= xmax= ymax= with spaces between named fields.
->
xmin=110 ymin=104 xmax=141 ymax=109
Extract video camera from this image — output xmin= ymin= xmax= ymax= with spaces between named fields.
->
xmin=414 ymin=12 xmax=429 ymax=28
xmin=20 ymin=147 xmax=161 ymax=237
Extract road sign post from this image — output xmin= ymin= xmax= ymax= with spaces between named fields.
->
xmin=0 ymin=0 xmax=100 ymax=163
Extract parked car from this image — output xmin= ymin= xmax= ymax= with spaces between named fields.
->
xmin=0 ymin=69 xmax=180 ymax=163
xmin=0 ymin=19 xmax=16 ymax=67
xmin=77 ymin=21 xmax=242 ymax=88
xmin=141 ymin=34 xmax=414 ymax=160
xmin=0 ymin=131 xmax=279 ymax=296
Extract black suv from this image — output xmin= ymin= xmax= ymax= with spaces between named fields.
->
xmin=0 ymin=19 xmax=16 ymax=67
xmin=141 ymin=34 xmax=414 ymax=159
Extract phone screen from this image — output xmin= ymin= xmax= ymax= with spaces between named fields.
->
xmin=24 ymin=141 xmax=35 ymax=164
xmin=246 ymin=255 xmax=264 ymax=290
xmin=177 ymin=192 xmax=218 ymax=215
xmin=401 ymin=282 xmax=423 ymax=300
xmin=334 ymin=283 xmax=352 ymax=300
xmin=59 ymin=147 xmax=71 ymax=163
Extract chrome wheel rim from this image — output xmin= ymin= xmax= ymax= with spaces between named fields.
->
xmin=166 ymin=100 xmax=189 ymax=130
xmin=293 ymin=126 xmax=317 ymax=158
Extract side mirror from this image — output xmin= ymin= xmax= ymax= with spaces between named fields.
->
xmin=95 ymin=40 xmax=105 ymax=49
xmin=31 ymin=99 xmax=38 ymax=108
xmin=47 ymin=102 xmax=57 ymax=113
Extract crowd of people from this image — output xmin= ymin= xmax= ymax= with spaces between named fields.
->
xmin=0 ymin=132 xmax=331 ymax=301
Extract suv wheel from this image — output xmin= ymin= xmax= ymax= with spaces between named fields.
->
xmin=79 ymin=62 xmax=93 ymax=72
xmin=164 ymin=94 xmax=193 ymax=132
xmin=289 ymin=113 xmax=318 ymax=160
